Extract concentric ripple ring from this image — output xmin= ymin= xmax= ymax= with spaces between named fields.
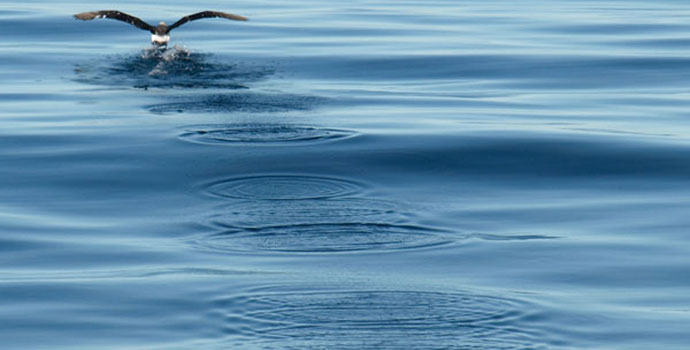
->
xmin=205 ymin=175 xmax=362 ymax=200
xmin=192 ymin=223 xmax=453 ymax=253
xmin=215 ymin=289 xmax=538 ymax=348
xmin=179 ymin=124 xmax=358 ymax=146
xmin=210 ymin=198 xmax=403 ymax=228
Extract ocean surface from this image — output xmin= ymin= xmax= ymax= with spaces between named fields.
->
xmin=1 ymin=1 xmax=690 ymax=349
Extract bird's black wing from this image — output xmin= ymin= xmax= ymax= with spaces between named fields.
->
xmin=74 ymin=10 xmax=156 ymax=33
xmin=166 ymin=11 xmax=248 ymax=33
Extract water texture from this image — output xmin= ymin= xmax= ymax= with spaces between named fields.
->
xmin=2 ymin=1 xmax=690 ymax=349
xmin=179 ymin=124 xmax=357 ymax=146
xmin=215 ymin=287 xmax=542 ymax=349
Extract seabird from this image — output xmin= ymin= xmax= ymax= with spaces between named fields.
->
xmin=74 ymin=10 xmax=248 ymax=47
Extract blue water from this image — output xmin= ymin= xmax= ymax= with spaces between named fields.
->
xmin=2 ymin=1 xmax=690 ymax=349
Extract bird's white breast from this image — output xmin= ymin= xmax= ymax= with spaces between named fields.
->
xmin=151 ymin=34 xmax=170 ymax=44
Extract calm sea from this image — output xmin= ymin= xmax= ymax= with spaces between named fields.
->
xmin=1 ymin=1 xmax=690 ymax=349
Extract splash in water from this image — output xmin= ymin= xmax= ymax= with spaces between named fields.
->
xmin=141 ymin=45 xmax=192 ymax=76
xmin=74 ymin=46 xmax=273 ymax=89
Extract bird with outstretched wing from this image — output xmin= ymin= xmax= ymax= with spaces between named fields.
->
xmin=74 ymin=10 xmax=248 ymax=46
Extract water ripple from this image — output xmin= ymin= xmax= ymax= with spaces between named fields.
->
xmin=205 ymin=175 xmax=362 ymax=201
xmin=217 ymin=289 xmax=538 ymax=348
xmin=193 ymin=223 xmax=451 ymax=253
xmin=210 ymin=199 xmax=403 ymax=228
xmin=146 ymin=93 xmax=325 ymax=114
xmin=179 ymin=124 xmax=357 ymax=146
xmin=195 ymin=196 xmax=452 ymax=254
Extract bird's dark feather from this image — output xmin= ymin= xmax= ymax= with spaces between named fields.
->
xmin=74 ymin=10 xmax=156 ymax=33
xmin=166 ymin=11 xmax=248 ymax=33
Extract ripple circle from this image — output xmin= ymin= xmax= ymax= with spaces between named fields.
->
xmin=193 ymin=223 xmax=452 ymax=253
xmin=179 ymin=124 xmax=357 ymax=146
xmin=211 ymin=198 xmax=403 ymax=227
xmin=219 ymin=290 xmax=535 ymax=348
xmin=147 ymin=93 xmax=324 ymax=114
xmin=206 ymin=175 xmax=362 ymax=200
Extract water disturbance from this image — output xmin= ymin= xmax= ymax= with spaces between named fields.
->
xmin=205 ymin=175 xmax=363 ymax=200
xmin=179 ymin=124 xmax=357 ymax=146
xmin=2 ymin=1 xmax=690 ymax=349
xmin=215 ymin=288 xmax=544 ymax=349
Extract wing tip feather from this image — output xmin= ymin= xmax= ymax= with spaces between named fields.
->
xmin=74 ymin=11 xmax=97 ymax=20
xmin=223 ymin=13 xmax=249 ymax=21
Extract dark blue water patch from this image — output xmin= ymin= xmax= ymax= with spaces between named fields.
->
xmin=179 ymin=124 xmax=358 ymax=146
xmin=458 ymin=136 xmax=690 ymax=179
xmin=0 ymin=237 xmax=45 ymax=253
xmin=215 ymin=288 xmax=542 ymax=349
xmin=146 ymin=92 xmax=326 ymax=114
xmin=345 ymin=132 xmax=690 ymax=181
xmin=204 ymin=175 xmax=363 ymax=200
xmin=191 ymin=223 xmax=453 ymax=254
xmin=74 ymin=47 xmax=273 ymax=89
